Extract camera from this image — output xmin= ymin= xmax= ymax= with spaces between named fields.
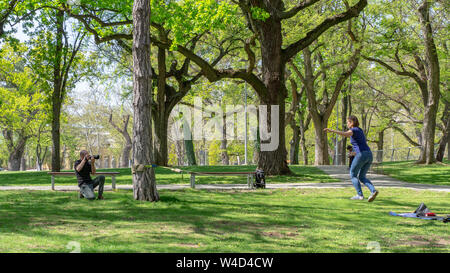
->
xmin=90 ymin=155 xmax=100 ymax=160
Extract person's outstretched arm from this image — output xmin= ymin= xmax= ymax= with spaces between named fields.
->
xmin=323 ymin=128 xmax=353 ymax=138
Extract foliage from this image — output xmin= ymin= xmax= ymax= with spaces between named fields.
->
xmin=0 ymin=42 xmax=47 ymax=140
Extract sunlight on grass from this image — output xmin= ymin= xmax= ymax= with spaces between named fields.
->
xmin=380 ymin=161 xmax=450 ymax=186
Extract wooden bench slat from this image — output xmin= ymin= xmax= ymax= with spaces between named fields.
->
xmin=47 ymin=172 xmax=120 ymax=175
xmin=188 ymin=172 xmax=255 ymax=189
xmin=48 ymin=172 xmax=120 ymax=191
xmin=189 ymin=172 xmax=254 ymax=175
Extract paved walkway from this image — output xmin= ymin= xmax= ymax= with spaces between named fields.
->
xmin=0 ymin=166 xmax=448 ymax=192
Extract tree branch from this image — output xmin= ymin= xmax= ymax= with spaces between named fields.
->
xmin=391 ymin=126 xmax=420 ymax=147
xmin=282 ymin=0 xmax=367 ymax=63
xmin=276 ymin=0 xmax=321 ymax=19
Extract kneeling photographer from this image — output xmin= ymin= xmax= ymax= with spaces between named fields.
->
xmin=75 ymin=150 xmax=105 ymax=200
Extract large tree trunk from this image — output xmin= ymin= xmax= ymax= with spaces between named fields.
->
xmin=258 ymin=92 xmax=290 ymax=174
xmin=131 ymin=0 xmax=159 ymax=201
xmin=51 ymin=9 xmax=64 ymax=172
xmin=8 ymin=143 xmax=26 ymax=171
xmin=3 ymin=129 xmax=27 ymax=171
xmin=7 ymin=141 xmax=27 ymax=171
xmin=416 ymin=1 xmax=441 ymax=164
xmin=313 ymin=120 xmax=330 ymax=165
xmin=153 ymin=45 xmax=169 ymax=167
xmin=8 ymin=155 xmax=21 ymax=171
xmin=256 ymin=8 xmax=291 ymax=175
xmin=302 ymin=47 xmax=330 ymax=165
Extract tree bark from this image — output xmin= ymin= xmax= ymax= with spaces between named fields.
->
xmin=20 ymin=155 xmax=27 ymax=171
xmin=3 ymin=130 xmax=28 ymax=171
xmin=339 ymin=93 xmax=349 ymax=165
xmin=299 ymin=114 xmax=310 ymax=165
xmin=448 ymin=133 xmax=450 ymax=161
xmin=417 ymin=1 xmax=441 ymax=164
xmin=36 ymin=144 xmax=48 ymax=171
xmin=8 ymin=154 xmax=22 ymax=171
xmin=183 ymin=122 xmax=196 ymax=166
xmin=176 ymin=140 xmax=184 ymax=166
xmin=287 ymin=79 xmax=301 ymax=165
xmin=376 ymin=130 xmax=384 ymax=163
xmin=436 ymin=100 xmax=449 ymax=162
xmin=153 ymin=112 xmax=169 ymax=166
xmin=109 ymin=113 xmax=132 ymax=167
xmin=132 ymin=0 xmax=159 ymax=201
xmin=254 ymin=3 xmax=291 ymax=175
xmin=221 ymin=114 xmax=230 ymax=165
xmin=153 ymin=45 xmax=168 ymax=166
xmin=289 ymin=125 xmax=300 ymax=165
xmin=50 ymin=9 xmax=64 ymax=172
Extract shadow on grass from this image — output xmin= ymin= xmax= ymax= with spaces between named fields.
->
xmin=1 ymin=188 xmax=449 ymax=252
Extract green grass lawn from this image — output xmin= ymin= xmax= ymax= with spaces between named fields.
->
xmin=0 ymin=188 xmax=448 ymax=253
xmin=380 ymin=160 xmax=450 ymax=186
xmin=0 ymin=165 xmax=339 ymax=186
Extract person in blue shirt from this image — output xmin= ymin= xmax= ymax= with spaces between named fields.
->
xmin=324 ymin=115 xmax=379 ymax=202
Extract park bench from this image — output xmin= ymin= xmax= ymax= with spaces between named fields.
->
xmin=150 ymin=166 xmax=257 ymax=189
xmin=187 ymin=171 xmax=255 ymax=189
xmin=47 ymin=172 xmax=120 ymax=190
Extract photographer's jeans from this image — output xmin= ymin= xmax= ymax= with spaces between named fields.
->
xmin=79 ymin=176 xmax=105 ymax=200
xmin=349 ymin=151 xmax=376 ymax=197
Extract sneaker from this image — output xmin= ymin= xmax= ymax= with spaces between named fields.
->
xmin=350 ymin=195 xmax=364 ymax=200
xmin=368 ymin=191 xmax=379 ymax=202
xmin=97 ymin=195 xmax=104 ymax=200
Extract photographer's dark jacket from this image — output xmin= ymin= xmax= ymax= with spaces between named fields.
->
xmin=74 ymin=160 xmax=93 ymax=186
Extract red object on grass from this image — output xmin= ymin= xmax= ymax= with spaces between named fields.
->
xmin=425 ymin=213 xmax=436 ymax=217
